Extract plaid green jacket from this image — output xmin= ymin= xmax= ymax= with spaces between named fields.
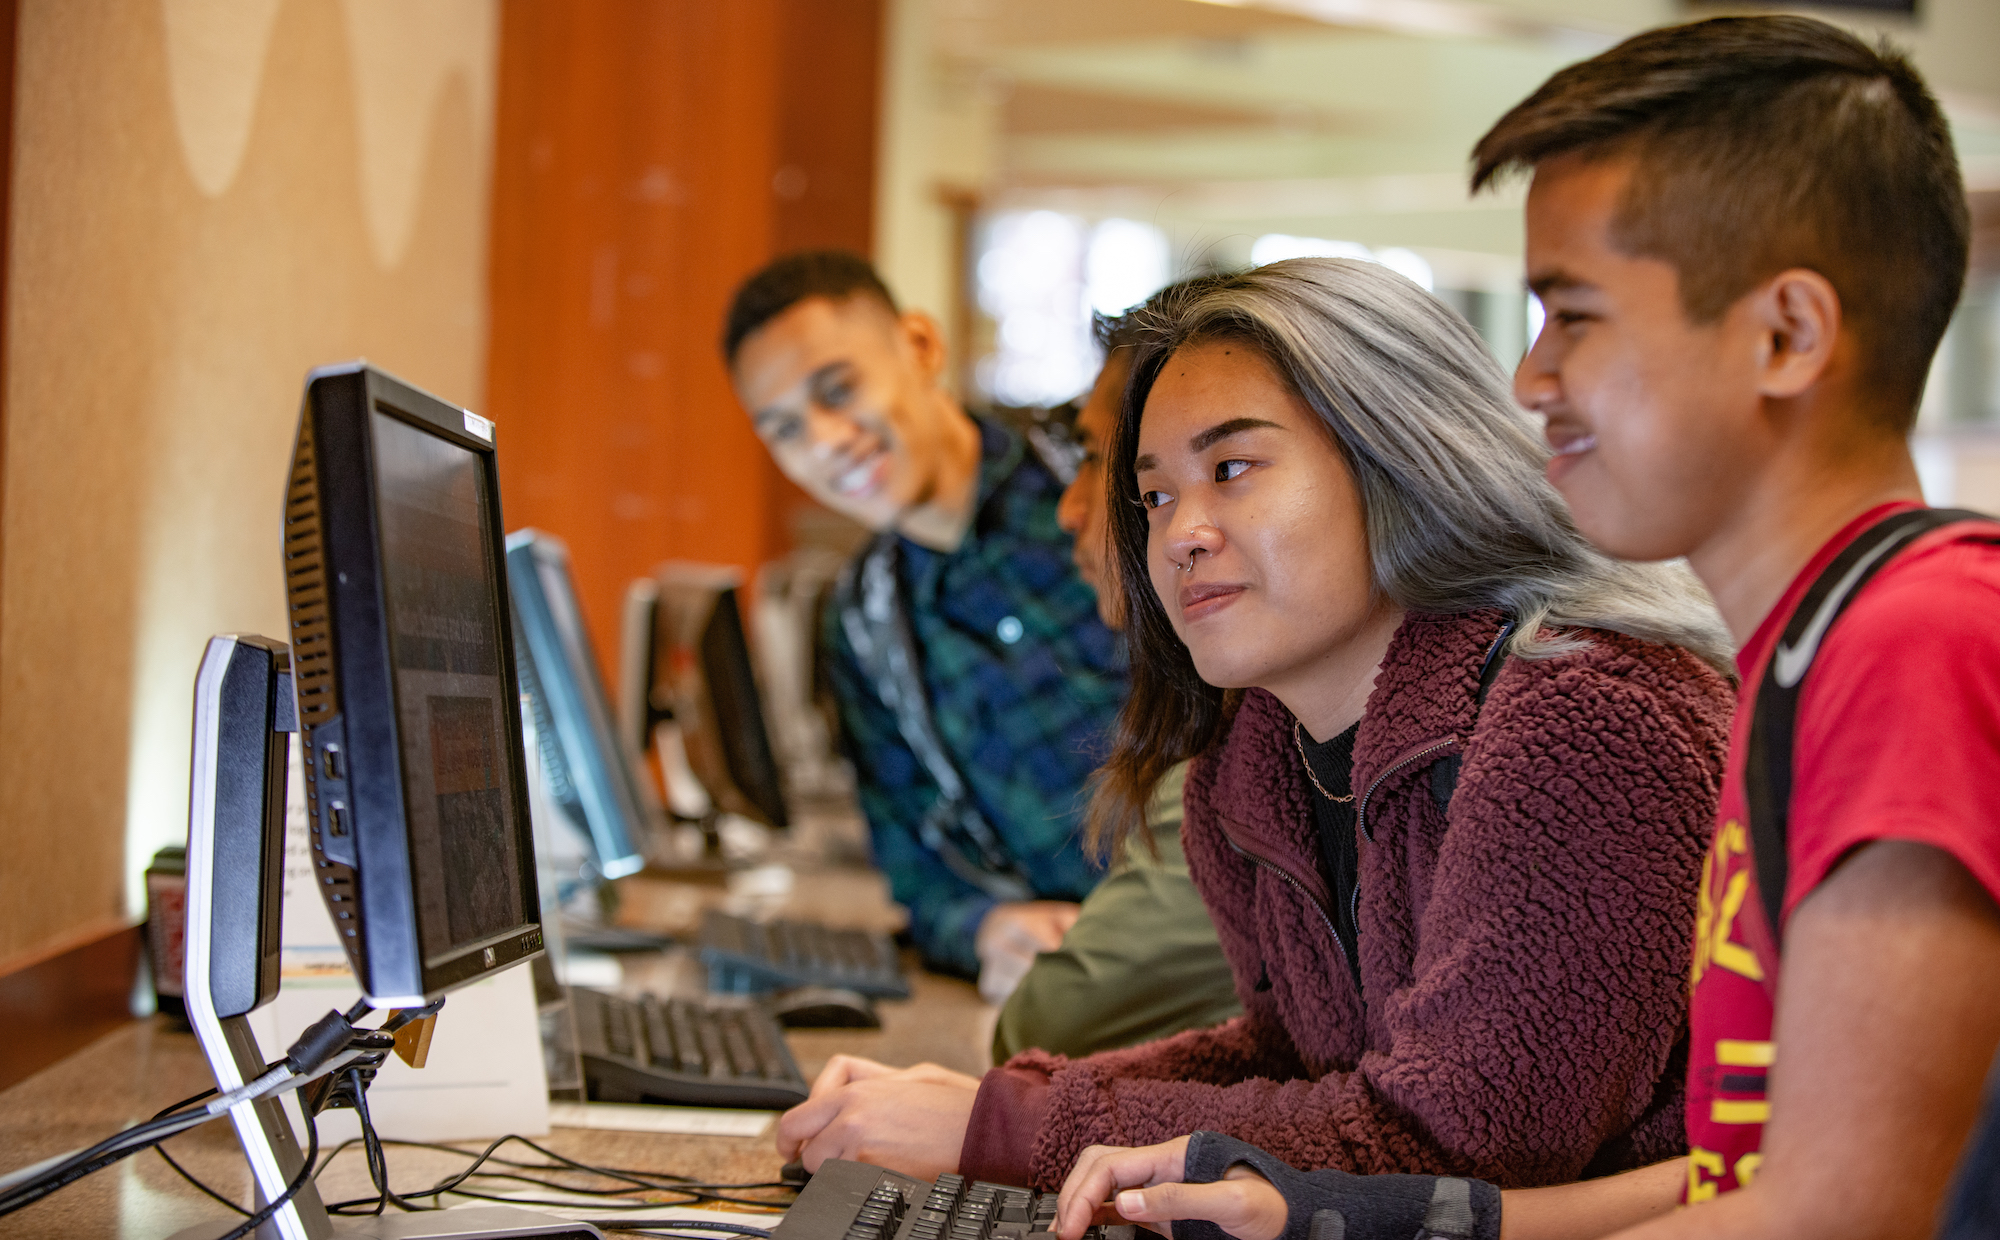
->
xmin=822 ymin=417 xmax=1128 ymax=976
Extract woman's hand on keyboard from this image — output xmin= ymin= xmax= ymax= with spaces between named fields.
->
xmin=1056 ymin=1137 xmax=1286 ymax=1240
xmin=775 ymin=1053 xmax=982 ymax=1180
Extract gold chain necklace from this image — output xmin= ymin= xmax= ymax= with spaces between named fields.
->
xmin=1293 ymin=720 xmax=1356 ymax=804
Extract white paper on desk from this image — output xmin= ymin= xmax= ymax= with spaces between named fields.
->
xmin=548 ymin=1100 xmax=772 ymax=1137
xmin=251 ymin=748 xmax=551 ymax=1146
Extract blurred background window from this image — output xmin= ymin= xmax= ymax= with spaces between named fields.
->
xmin=875 ymin=0 xmax=2000 ymax=438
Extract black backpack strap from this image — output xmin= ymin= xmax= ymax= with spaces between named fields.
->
xmin=1430 ymin=616 xmax=1517 ymax=810
xmin=1745 ymin=507 xmax=1999 ymax=941
xmin=833 ymin=535 xmax=1035 ymax=902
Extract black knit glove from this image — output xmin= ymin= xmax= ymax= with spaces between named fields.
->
xmin=1169 ymin=1132 xmax=1500 ymax=1240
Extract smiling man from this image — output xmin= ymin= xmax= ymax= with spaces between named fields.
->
xmin=1477 ymin=24 xmax=2000 ymax=1232
xmin=722 ymin=250 xmax=1127 ymax=989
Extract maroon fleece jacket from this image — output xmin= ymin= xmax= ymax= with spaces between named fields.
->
xmin=960 ymin=611 xmax=1733 ymax=1190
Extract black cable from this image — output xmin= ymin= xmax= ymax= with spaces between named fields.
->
xmin=416 ymin=1133 xmax=688 ymax=1200
xmin=348 ymin=1065 xmax=430 ymax=1214
xmin=213 ymin=1105 xmax=319 ymax=1240
xmin=354 ymin=1069 xmax=391 ymax=1216
xmin=146 ymin=1086 xmax=255 ymax=1218
xmin=331 ymin=1134 xmax=797 ymax=1195
xmin=312 ymin=1133 xmax=794 ymax=1215
xmin=446 ymin=1136 xmax=796 ymax=1203
xmin=0 ymin=1099 xmax=228 ymax=1216
xmin=0 ymin=1012 xmax=384 ymax=1222
xmin=156 ymin=1144 xmax=254 ymax=1216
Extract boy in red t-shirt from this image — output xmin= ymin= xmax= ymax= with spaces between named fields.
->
xmin=1053 ymin=15 xmax=2000 ymax=1240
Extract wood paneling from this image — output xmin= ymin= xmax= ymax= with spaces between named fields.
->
xmin=774 ymin=0 xmax=882 ymax=256
xmin=0 ymin=925 xmax=139 ymax=1091
xmin=487 ymin=0 xmax=883 ymax=670
xmin=0 ymin=0 xmax=16 ymax=699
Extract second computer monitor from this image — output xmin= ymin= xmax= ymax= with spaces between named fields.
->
xmin=506 ymin=529 xmax=655 ymax=880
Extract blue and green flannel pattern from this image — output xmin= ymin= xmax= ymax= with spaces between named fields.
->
xmin=821 ymin=417 xmax=1128 ymax=976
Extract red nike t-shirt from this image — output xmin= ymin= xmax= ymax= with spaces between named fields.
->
xmin=1684 ymin=502 xmax=2000 ymax=1201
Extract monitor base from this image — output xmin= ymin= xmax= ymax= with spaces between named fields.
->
xmin=166 ymin=1204 xmax=604 ymax=1239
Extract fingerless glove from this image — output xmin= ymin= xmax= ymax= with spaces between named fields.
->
xmin=1171 ymin=1132 xmax=1500 ymax=1240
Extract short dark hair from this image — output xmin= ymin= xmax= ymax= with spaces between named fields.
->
xmin=1471 ymin=15 xmax=1968 ymax=427
xmin=721 ymin=250 xmax=899 ymax=367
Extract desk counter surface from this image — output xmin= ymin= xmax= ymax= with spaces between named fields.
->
xmin=0 ymin=963 xmax=995 ymax=1239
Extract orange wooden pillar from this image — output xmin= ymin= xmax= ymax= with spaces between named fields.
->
xmin=486 ymin=0 xmax=881 ymax=669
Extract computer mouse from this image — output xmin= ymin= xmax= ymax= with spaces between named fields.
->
xmin=767 ymin=986 xmax=880 ymax=1028
xmin=781 ymin=1160 xmax=812 ymax=1185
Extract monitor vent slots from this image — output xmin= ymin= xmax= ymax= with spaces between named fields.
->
xmin=284 ymin=406 xmax=363 ymax=961
xmin=283 ymin=408 xmax=337 ymax=726
xmin=311 ymin=818 xmax=362 ymax=945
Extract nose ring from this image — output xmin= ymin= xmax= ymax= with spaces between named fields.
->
xmin=1176 ymin=548 xmax=1202 ymax=573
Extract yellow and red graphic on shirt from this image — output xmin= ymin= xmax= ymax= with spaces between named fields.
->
xmin=1684 ymin=819 xmax=1781 ymax=1202
xmin=1692 ymin=819 xmax=1764 ymax=987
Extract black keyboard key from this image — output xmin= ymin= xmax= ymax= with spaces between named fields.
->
xmin=768 ymin=1160 xmax=1143 ymax=1240
xmin=640 ymin=995 xmax=674 ymax=1067
xmin=668 ymin=999 xmax=706 ymax=1073
xmin=571 ymin=986 xmax=807 ymax=1110
xmin=699 ymin=1012 xmax=731 ymax=1078
xmin=700 ymin=911 xmax=911 ymax=999
xmin=604 ymin=999 xmax=639 ymax=1059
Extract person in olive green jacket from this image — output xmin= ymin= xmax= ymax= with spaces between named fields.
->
xmin=993 ymin=293 xmax=1241 ymax=1063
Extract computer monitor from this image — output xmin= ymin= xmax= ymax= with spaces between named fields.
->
xmin=618 ymin=565 xmax=789 ymax=831
xmin=284 ymin=362 xmax=544 ymax=1007
xmin=505 ymin=529 xmax=654 ymax=880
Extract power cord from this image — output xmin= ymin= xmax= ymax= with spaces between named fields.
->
xmin=316 ymin=1132 xmax=797 ymax=1215
xmin=5 ymin=992 xmax=800 ymax=1229
xmin=151 ymin=1086 xmax=252 ymax=1216
xmin=0 ymin=1003 xmax=372 ymax=1221
xmin=151 ymin=1080 xmax=798 ymax=1219
xmin=212 ymin=1106 xmax=320 ymax=1240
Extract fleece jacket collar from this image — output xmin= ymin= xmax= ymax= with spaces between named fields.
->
xmin=1209 ymin=610 xmax=1511 ymax=880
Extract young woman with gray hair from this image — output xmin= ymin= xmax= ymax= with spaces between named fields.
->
xmin=768 ymin=258 xmax=1735 ymax=1202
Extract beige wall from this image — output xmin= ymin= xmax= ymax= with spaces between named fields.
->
xmin=873 ymin=0 xmax=999 ymax=371
xmin=0 ymin=0 xmax=498 ymax=972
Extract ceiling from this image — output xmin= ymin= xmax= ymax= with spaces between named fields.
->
xmin=920 ymin=0 xmax=2000 ymax=271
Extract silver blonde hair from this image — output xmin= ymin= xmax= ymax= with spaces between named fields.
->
xmin=1119 ymin=257 xmax=1734 ymax=674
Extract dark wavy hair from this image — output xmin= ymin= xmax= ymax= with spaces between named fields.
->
xmin=1085 ymin=258 xmax=1730 ymax=858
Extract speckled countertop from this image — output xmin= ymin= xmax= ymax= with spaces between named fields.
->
xmin=0 ymin=944 xmax=993 ymax=1238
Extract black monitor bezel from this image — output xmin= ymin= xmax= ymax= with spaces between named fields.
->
xmin=300 ymin=363 xmax=544 ymax=1004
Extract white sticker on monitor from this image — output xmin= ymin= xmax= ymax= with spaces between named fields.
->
xmin=463 ymin=410 xmax=494 ymax=442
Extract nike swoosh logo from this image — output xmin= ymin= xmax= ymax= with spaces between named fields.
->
xmin=1772 ymin=526 xmax=1921 ymax=688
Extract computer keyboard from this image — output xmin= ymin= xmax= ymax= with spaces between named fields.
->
xmin=569 ymin=985 xmax=810 ymax=1110
xmin=701 ymin=910 xmax=911 ymax=999
xmin=772 ymin=1159 xmax=1135 ymax=1240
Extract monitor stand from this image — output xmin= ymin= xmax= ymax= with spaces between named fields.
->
xmin=169 ymin=635 xmax=604 ymax=1240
